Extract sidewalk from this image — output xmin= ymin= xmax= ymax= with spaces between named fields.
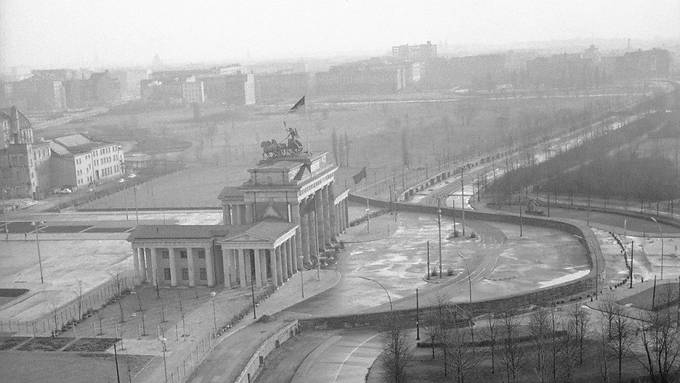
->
xmin=135 ymin=268 xmax=341 ymax=383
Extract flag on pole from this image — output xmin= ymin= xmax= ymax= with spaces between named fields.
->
xmin=289 ymin=96 xmax=305 ymax=113
xmin=353 ymin=167 xmax=367 ymax=184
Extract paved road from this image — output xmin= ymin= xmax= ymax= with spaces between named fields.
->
xmin=290 ymin=330 xmax=383 ymax=383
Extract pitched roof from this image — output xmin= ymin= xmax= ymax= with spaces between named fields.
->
xmin=221 ymin=220 xmax=297 ymax=244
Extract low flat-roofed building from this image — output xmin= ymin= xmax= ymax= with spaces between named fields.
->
xmin=49 ymin=133 xmax=125 ymax=189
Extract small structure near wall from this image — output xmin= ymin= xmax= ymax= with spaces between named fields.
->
xmin=127 ymin=129 xmax=350 ymax=289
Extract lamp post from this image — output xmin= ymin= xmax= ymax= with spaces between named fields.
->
xmin=650 ymin=217 xmax=664 ymax=280
xmin=437 ymin=199 xmax=442 ymax=279
xmin=358 ymin=276 xmax=392 ymax=312
xmin=210 ymin=291 xmax=217 ymax=335
xmin=159 ymin=336 xmax=168 ymax=383
xmin=250 ymin=276 xmax=257 ymax=320
xmin=1 ymin=188 xmax=8 ymax=241
xmin=416 ymin=288 xmax=420 ymax=341
xmin=119 ymin=178 xmax=128 ymax=220
xmin=32 ymin=221 xmax=45 ymax=284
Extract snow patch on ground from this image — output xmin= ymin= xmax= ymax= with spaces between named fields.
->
xmin=538 ymin=269 xmax=590 ymax=288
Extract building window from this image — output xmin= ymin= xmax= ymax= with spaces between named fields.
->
xmin=164 ymin=268 xmax=171 ymax=280
xmin=198 ymin=253 xmax=205 ymax=259
xmin=162 ymin=253 xmax=169 ymax=259
xmin=199 ymin=268 xmax=207 ymax=280
xmin=182 ymin=268 xmax=189 ymax=280
xmin=180 ymin=251 xmax=187 ymax=259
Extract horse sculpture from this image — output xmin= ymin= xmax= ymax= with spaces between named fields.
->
xmin=260 ymin=124 xmax=305 ymax=160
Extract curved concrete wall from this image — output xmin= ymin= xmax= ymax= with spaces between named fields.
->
xmin=302 ymin=194 xmax=603 ymax=329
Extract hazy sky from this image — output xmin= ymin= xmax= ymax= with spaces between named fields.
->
xmin=1 ymin=0 xmax=679 ymax=70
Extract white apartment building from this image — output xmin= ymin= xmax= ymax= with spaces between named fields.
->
xmin=50 ymin=134 xmax=125 ymax=188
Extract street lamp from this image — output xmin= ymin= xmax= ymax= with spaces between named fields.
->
xmin=32 ymin=221 xmax=45 ymax=284
xmin=358 ymin=276 xmax=392 ymax=312
xmin=650 ymin=217 xmax=664 ymax=280
xmin=457 ymin=251 xmax=472 ymax=303
xmin=210 ymin=291 xmax=217 ymax=335
xmin=158 ymin=336 xmax=168 ymax=383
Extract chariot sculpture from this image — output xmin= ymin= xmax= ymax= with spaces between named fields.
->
xmin=260 ymin=123 xmax=304 ymax=160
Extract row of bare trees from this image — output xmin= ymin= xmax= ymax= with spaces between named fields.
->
xmin=380 ymin=292 xmax=680 ymax=383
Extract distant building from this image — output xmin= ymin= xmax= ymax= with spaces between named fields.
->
xmin=392 ymin=41 xmax=437 ymax=62
xmin=49 ymin=134 xmax=125 ymax=189
xmin=181 ymin=77 xmax=206 ymax=104
xmin=2 ymin=75 xmax=67 ymax=111
xmin=202 ymin=73 xmax=255 ymax=105
xmin=315 ymin=58 xmax=407 ymax=95
xmin=616 ymin=48 xmax=672 ymax=79
xmin=422 ymin=54 xmax=507 ymax=90
xmin=109 ymin=69 xmax=149 ymax=100
xmin=254 ymin=72 xmax=309 ymax=103
xmin=0 ymin=107 xmax=52 ymax=199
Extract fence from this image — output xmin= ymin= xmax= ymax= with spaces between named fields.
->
xmin=0 ymin=270 xmax=137 ymax=337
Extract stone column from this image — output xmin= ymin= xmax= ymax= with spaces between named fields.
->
xmin=151 ymin=248 xmax=160 ymax=287
xmin=291 ymin=202 xmax=303 ymax=270
xmin=315 ymin=190 xmax=326 ymax=248
xmin=205 ymin=247 xmax=215 ymax=287
xmin=286 ymin=239 xmax=293 ymax=277
xmin=145 ymin=249 xmax=152 ymax=282
xmin=187 ymin=248 xmax=196 ymax=287
xmin=281 ymin=242 xmax=289 ymax=281
xmin=328 ymin=184 xmax=337 ymax=241
xmin=270 ymin=246 xmax=280 ymax=286
xmin=291 ymin=235 xmax=298 ymax=272
xmin=132 ymin=248 xmax=140 ymax=281
xmin=244 ymin=249 xmax=252 ymax=285
xmin=309 ymin=209 xmax=318 ymax=259
xmin=238 ymin=249 xmax=246 ymax=288
xmin=259 ymin=249 xmax=268 ymax=284
xmin=222 ymin=248 xmax=232 ymax=287
xmin=276 ymin=246 xmax=284 ymax=285
xmin=301 ymin=203 xmax=310 ymax=263
xmin=139 ymin=248 xmax=147 ymax=283
xmin=169 ymin=248 xmax=178 ymax=287
xmin=253 ymin=248 xmax=262 ymax=287
xmin=322 ymin=187 xmax=331 ymax=245
xmin=344 ymin=200 xmax=349 ymax=232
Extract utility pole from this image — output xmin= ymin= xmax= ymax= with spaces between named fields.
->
xmin=461 ymin=167 xmax=466 ymax=237
xmin=437 ymin=199 xmax=442 ymax=279
xmin=630 ymin=241 xmax=634 ymax=289
xmin=426 ymin=241 xmax=430 ymax=280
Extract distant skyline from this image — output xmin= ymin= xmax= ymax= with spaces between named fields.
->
xmin=1 ymin=0 xmax=679 ymax=72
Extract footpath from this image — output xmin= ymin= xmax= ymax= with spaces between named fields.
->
xmin=134 ymin=268 xmax=341 ymax=383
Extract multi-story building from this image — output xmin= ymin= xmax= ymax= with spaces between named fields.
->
xmin=392 ymin=41 xmax=437 ymax=62
xmin=254 ymin=72 xmax=309 ymax=103
xmin=181 ymin=77 xmax=206 ymax=104
xmin=315 ymin=58 xmax=408 ymax=95
xmin=0 ymin=107 xmax=52 ymax=199
xmin=201 ymin=73 xmax=255 ymax=105
xmin=422 ymin=54 xmax=508 ymax=90
xmin=49 ymin=134 xmax=124 ymax=189
xmin=2 ymin=75 xmax=67 ymax=111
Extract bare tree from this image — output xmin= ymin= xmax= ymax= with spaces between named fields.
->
xmin=500 ymin=311 xmax=524 ymax=383
xmin=485 ymin=314 xmax=498 ymax=375
xmin=568 ymin=304 xmax=589 ymax=366
xmin=638 ymin=303 xmax=680 ymax=382
xmin=528 ymin=308 xmax=550 ymax=383
xmin=447 ymin=308 xmax=479 ymax=383
xmin=380 ymin=313 xmax=412 ymax=383
xmin=609 ymin=305 xmax=634 ymax=383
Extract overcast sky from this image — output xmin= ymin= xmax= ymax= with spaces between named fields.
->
xmin=1 ymin=0 xmax=679 ymax=71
